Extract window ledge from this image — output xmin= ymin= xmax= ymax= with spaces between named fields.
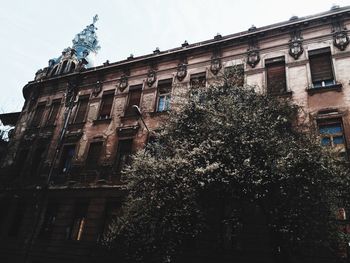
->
xmin=306 ymin=83 xmax=343 ymax=95
xmin=93 ymin=118 xmax=112 ymax=125
xmin=268 ymin=91 xmax=293 ymax=97
xmin=68 ymin=122 xmax=86 ymax=129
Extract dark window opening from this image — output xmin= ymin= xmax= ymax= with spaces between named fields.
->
xmin=67 ymin=202 xmax=88 ymax=241
xmin=72 ymin=97 xmax=89 ymax=124
xmin=157 ymin=79 xmax=172 ymax=112
xmin=224 ymin=65 xmax=244 ymax=86
xmin=309 ymin=47 xmax=335 ymax=88
xmin=30 ymin=146 xmax=46 ymax=177
xmin=69 ymin=62 xmax=76 ymax=72
xmin=190 ymin=72 xmax=206 ymax=89
xmin=46 ymin=99 xmax=61 ymax=126
xmin=60 ymin=60 xmax=68 ymax=74
xmin=125 ymin=86 xmax=142 ymax=116
xmin=99 ymin=202 xmax=121 ymax=241
xmin=115 ymin=139 xmax=133 ymax=177
xmin=98 ymin=93 xmax=114 ymax=120
xmin=31 ymin=104 xmax=46 ymax=128
xmin=38 ymin=202 xmax=59 ymax=239
xmin=59 ymin=144 xmax=76 ymax=174
xmin=266 ymin=57 xmax=287 ymax=94
xmin=16 ymin=148 xmax=30 ymax=176
xmin=8 ymin=201 xmax=26 ymax=237
xmin=86 ymin=141 xmax=103 ymax=170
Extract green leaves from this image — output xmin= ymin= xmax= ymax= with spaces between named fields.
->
xmin=106 ymin=84 xmax=349 ymax=263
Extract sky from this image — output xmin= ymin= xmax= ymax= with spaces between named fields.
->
xmin=0 ymin=0 xmax=349 ymax=113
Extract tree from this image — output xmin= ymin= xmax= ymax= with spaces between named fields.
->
xmin=104 ymin=79 xmax=350 ymax=263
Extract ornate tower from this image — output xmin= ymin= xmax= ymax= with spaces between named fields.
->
xmin=34 ymin=15 xmax=100 ymax=80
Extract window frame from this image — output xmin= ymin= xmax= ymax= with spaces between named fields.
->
xmin=97 ymin=91 xmax=115 ymax=120
xmin=265 ymin=56 xmax=287 ymax=95
xmin=156 ymin=79 xmax=172 ymax=112
xmin=125 ymin=85 xmax=142 ymax=116
xmin=46 ymin=99 xmax=61 ymax=126
xmin=72 ymin=96 xmax=89 ymax=124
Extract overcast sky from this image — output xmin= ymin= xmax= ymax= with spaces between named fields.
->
xmin=1 ymin=0 xmax=349 ymax=113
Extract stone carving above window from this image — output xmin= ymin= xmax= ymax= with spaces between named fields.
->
xmin=92 ymin=81 xmax=102 ymax=97
xmin=210 ymin=48 xmax=222 ymax=75
xmin=246 ymin=38 xmax=260 ymax=68
xmin=332 ymin=16 xmax=349 ymax=51
xmin=118 ymin=74 xmax=128 ymax=92
xmin=146 ymin=69 xmax=157 ymax=87
xmin=289 ymin=29 xmax=304 ymax=60
xmin=176 ymin=62 xmax=187 ymax=81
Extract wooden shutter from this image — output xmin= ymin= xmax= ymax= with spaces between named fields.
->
xmin=99 ymin=94 xmax=114 ymax=119
xmin=46 ymin=100 xmax=61 ymax=126
xmin=266 ymin=61 xmax=286 ymax=94
xmin=125 ymin=87 xmax=142 ymax=116
xmin=86 ymin=141 xmax=103 ymax=169
xmin=32 ymin=104 xmax=46 ymax=127
xmin=309 ymin=50 xmax=333 ymax=82
xmin=74 ymin=98 xmax=89 ymax=123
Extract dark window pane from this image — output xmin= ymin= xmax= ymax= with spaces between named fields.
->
xmin=59 ymin=145 xmax=76 ymax=174
xmin=125 ymin=88 xmax=142 ymax=116
xmin=31 ymin=104 xmax=46 ymax=128
xmin=8 ymin=201 xmax=26 ymax=237
xmin=74 ymin=98 xmax=89 ymax=123
xmin=98 ymin=93 xmax=114 ymax=119
xmin=30 ymin=146 xmax=46 ymax=176
xmin=115 ymin=139 xmax=133 ymax=177
xmin=309 ymin=48 xmax=334 ymax=84
xmin=266 ymin=60 xmax=286 ymax=94
xmin=38 ymin=202 xmax=59 ymax=239
xmin=46 ymin=100 xmax=61 ymax=126
xmin=321 ymin=137 xmax=331 ymax=146
xmin=190 ymin=73 xmax=206 ymax=89
xmin=319 ymin=124 xmax=342 ymax=134
xmin=86 ymin=142 xmax=103 ymax=169
xmin=68 ymin=202 xmax=88 ymax=241
xmin=334 ymin=136 xmax=345 ymax=145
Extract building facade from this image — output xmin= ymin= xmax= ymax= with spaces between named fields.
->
xmin=1 ymin=6 xmax=350 ymax=263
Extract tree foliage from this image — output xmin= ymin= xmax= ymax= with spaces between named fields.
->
xmin=105 ymin=81 xmax=350 ymax=263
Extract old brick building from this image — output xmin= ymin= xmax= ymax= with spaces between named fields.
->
xmin=1 ymin=5 xmax=350 ymax=263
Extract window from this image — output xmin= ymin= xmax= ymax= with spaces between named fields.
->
xmin=59 ymin=144 xmax=76 ymax=174
xmin=98 ymin=93 xmax=114 ymax=120
xmin=8 ymin=201 xmax=26 ymax=237
xmin=156 ymin=79 xmax=172 ymax=112
xmin=125 ymin=85 xmax=142 ymax=116
xmin=30 ymin=146 xmax=46 ymax=177
xmin=115 ymin=139 xmax=133 ymax=177
xmin=46 ymin=99 xmax=61 ymax=126
xmin=67 ymin=202 xmax=88 ymax=241
xmin=309 ymin=47 xmax=335 ymax=88
xmin=38 ymin=202 xmax=59 ymax=239
xmin=85 ymin=141 xmax=103 ymax=170
xmin=99 ymin=202 xmax=121 ymax=240
xmin=265 ymin=57 xmax=287 ymax=94
xmin=16 ymin=148 xmax=29 ymax=176
xmin=190 ymin=72 xmax=206 ymax=89
xmin=318 ymin=119 xmax=346 ymax=149
xmin=31 ymin=103 xmax=46 ymax=128
xmin=224 ymin=65 xmax=244 ymax=86
xmin=72 ymin=96 xmax=89 ymax=123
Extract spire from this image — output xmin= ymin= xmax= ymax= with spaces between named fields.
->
xmin=72 ymin=15 xmax=100 ymax=66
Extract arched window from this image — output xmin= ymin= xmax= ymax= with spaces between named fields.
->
xmin=50 ymin=65 xmax=59 ymax=76
xmin=60 ymin=60 xmax=68 ymax=74
xmin=69 ymin=62 xmax=76 ymax=72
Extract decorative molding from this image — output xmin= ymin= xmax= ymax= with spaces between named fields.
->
xmin=92 ymin=80 xmax=102 ymax=97
xmin=176 ymin=62 xmax=187 ymax=81
xmin=289 ymin=28 xmax=304 ymax=60
xmin=118 ymin=74 xmax=128 ymax=92
xmin=146 ymin=69 xmax=157 ymax=87
xmin=286 ymin=60 xmax=308 ymax=68
xmin=332 ymin=16 xmax=349 ymax=51
xmin=245 ymin=68 xmax=265 ymax=75
xmin=210 ymin=47 xmax=222 ymax=75
xmin=246 ymin=38 xmax=260 ymax=68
